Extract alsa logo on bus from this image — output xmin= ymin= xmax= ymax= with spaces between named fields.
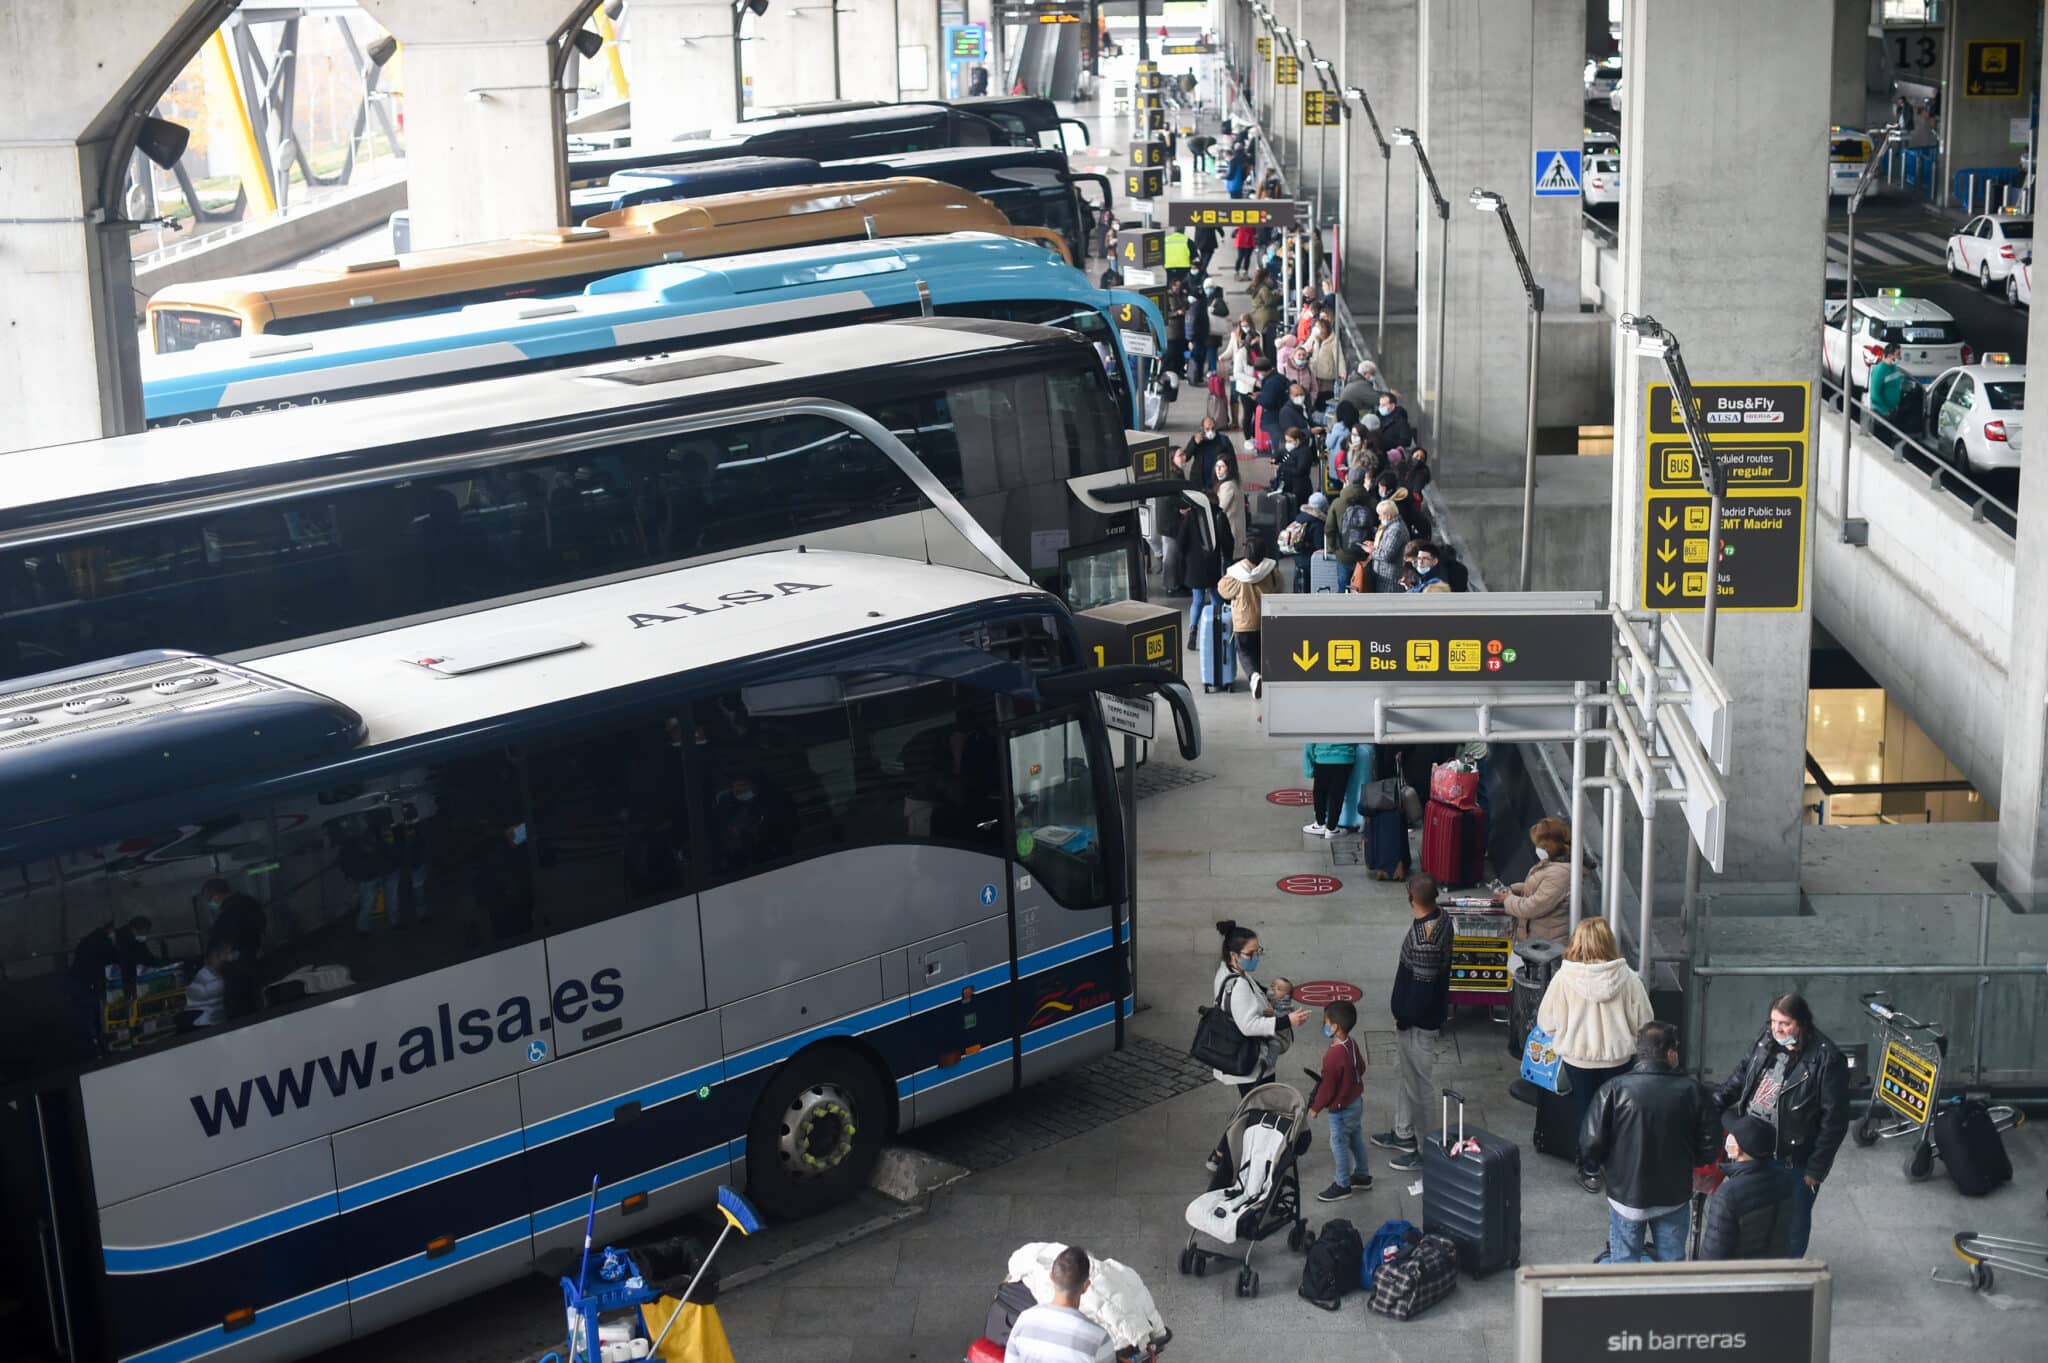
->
xmin=188 ymin=969 xmax=624 ymax=1138
xmin=627 ymin=579 xmax=830 ymax=629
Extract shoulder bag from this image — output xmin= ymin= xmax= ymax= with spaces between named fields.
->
xmin=1190 ymin=975 xmax=1262 ymax=1075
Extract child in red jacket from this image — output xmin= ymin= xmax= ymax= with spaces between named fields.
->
xmin=1308 ymin=999 xmax=1371 ymax=1200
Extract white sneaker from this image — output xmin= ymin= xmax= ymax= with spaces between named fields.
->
xmin=1303 ymin=821 xmax=1328 ymax=836
xmin=1319 ymin=825 xmax=1338 ymax=839
xmin=1251 ymin=671 xmax=1263 ymax=698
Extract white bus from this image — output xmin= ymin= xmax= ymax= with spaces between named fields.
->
xmin=0 ymin=548 xmax=1196 ymax=1363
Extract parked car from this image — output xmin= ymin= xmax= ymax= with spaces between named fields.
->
xmin=1584 ymin=56 xmax=1621 ymax=103
xmin=1926 ymin=357 xmax=2026 ymax=476
xmin=2007 ymin=254 xmax=2032 ymax=308
xmin=1821 ymin=291 xmax=1969 ymax=390
xmin=1583 ymin=154 xmax=1621 ymax=207
xmin=1947 ymin=212 xmax=2034 ymax=290
xmin=1828 ymin=128 xmax=1874 ymax=197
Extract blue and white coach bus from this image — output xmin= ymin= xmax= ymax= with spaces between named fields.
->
xmin=142 ymin=234 xmax=1166 ymax=429
xmin=9 ymin=319 xmax=1157 ymax=685
xmin=0 ymin=548 xmax=1197 ymax=1363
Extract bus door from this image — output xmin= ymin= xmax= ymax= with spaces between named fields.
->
xmin=0 ymin=1087 xmax=97 ymax=1362
xmin=1002 ymin=706 xmax=1122 ymax=1086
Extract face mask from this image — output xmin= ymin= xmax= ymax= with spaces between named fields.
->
xmin=1774 ymin=1030 xmax=1797 ymax=1049
xmin=1322 ymin=1023 xmax=1336 ymax=1039
xmin=1284 ymin=442 xmax=1299 ymax=452
xmin=1533 ymin=846 xmax=1549 ymax=862
xmin=1238 ymin=952 xmax=1261 ymax=971
xmin=509 ymin=823 xmax=528 ymax=846
xmin=1417 ymin=560 xmax=1436 ymax=573
xmin=734 ymin=789 xmax=756 ymax=805
xmin=1725 ymin=1135 xmax=1742 ymax=1160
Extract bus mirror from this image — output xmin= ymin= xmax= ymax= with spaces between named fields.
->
xmin=1039 ymin=665 xmax=1202 ymax=761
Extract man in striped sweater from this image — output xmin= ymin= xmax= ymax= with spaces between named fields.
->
xmin=1372 ymin=874 xmax=1450 ymax=1172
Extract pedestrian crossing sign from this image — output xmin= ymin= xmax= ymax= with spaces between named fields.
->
xmin=1533 ymin=148 xmax=1582 ymax=197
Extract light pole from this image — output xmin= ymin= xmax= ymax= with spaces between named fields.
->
xmin=1837 ymin=122 xmax=1902 ymax=546
xmin=1471 ymin=188 xmax=1544 ymax=592
xmin=1344 ymin=84 xmax=1392 ymax=356
xmin=1274 ymin=25 xmax=1295 ymax=188
xmin=1392 ymin=127 xmax=1450 ymax=440
xmin=1310 ymin=55 xmax=1335 ymax=252
xmin=1617 ymin=312 xmax=1721 ymax=966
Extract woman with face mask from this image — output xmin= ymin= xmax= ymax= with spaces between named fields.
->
xmin=1535 ymin=917 xmax=1654 ymax=1192
xmin=1494 ymin=817 xmax=1571 ymax=943
xmin=1711 ymin=993 xmax=1851 ymax=1257
xmin=1204 ymin=920 xmax=1310 ymax=1173
xmin=1220 ymin=315 xmax=1264 ymax=438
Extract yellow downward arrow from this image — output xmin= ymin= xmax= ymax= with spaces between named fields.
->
xmin=1292 ymin=642 xmax=1320 ymax=671
xmin=1657 ymin=507 xmax=1678 ymax=531
xmin=1657 ymin=540 xmax=1677 ymax=563
xmin=1656 ymin=573 xmax=1677 ymax=595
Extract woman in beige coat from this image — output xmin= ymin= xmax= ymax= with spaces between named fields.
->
xmin=1496 ymin=817 xmax=1573 ymax=945
xmin=1535 ymin=917 xmax=1654 ymax=1192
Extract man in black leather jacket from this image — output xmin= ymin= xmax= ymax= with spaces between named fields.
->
xmin=1580 ymin=1021 xmax=1720 ymax=1264
xmin=1712 ymin=992 xmax=1850 ymax=1257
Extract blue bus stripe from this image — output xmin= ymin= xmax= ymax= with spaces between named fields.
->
xmin=337 ymin=1130 xmax=526 ymax=1213
xmin=119 ymin=1280 xmax=350 ymax=1363
xmin=908 ymin=962 xmax=1011 ymax=1015
xmin=1021 ymin=1001 xmax=1118 ymax=1056
xmin=911 ymin=1039 xmax=1016 ymax=1094
xmin=1018 ymin=927 xmax=1115 ymax=978
xmin=523 ymin=1060 xmax=725 ymax=1151
xmin=530 ymin=1144 xmax=729 ymax=1234
xmin=103 ymin=1192 xmax=339 ymax=1275
xmin=345 ymin=1214 xmax=531 ymax=1301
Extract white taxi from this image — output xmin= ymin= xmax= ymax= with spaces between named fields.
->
xmin=1926 ymin=357 xmax=2025 ymax=475
xmin=1821 ymin=290 xmax=1970 ymax=390
xmin=1947 ymin=211 xmax=2034 ymax=290
xmin=1828 ymin=128 xmax=1874 ymax=197
xmin=1584 ymin=57 xmax=1621 ymax=104
xmin=2007 ymin=255 xmax=2032 ymax=308
xmin=1583 ymin=153 xmax=1621 ymax=207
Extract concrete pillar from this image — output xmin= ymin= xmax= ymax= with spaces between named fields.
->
xmin=0 ymin=0 xmax=227 ymax=452
xmin=1339 ymin=0 xmax=1421 ymax=319
xmin=1995 ymin=35 xmax=2048 ymax=907
xmin=630 ymin=1 xmax=743 ymax=135
xmin=1291 ymin=0 xmax=1342 ymax=237
xmin=1610 ymin=0 xmax=1833 ymax=894
xmin=841 ymin=0 xmax=902 ymax=102
xmin=1939 ymin=0 xmax=2035 ymax=211
xmin=362 ymin=0 xmax=587 ymax=248
xmin=897 ymin=0 xmax=941 ymax=97
xmin=745 ymin=1 xmax=841 ymax=108
xmin=1415 ymin=0 xmax=1582 ymax=485
xmin=1828 ymin=0 xmax=1869 ymax=130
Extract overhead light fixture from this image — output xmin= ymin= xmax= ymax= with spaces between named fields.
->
xmin=134 ymin=115 xmax=190 ymax=169
xmin=1616 ymin=311 xmax=1670 ymax=358
xmin=1390 ymin=126 xmax=1417 ymax=146
xmin=1469 ymin=188 xmax=1503 ymax=212
xmin=570 ymin=27 xmax=604 ymax=59
xmin=1313 ymin=58 xmax=1332 ymax=71
xmin=604 ymin=0 xmax=625 ymax=17
xmin=737 ymin=0 xmax=770 ymax=14
xmin=1345 ymin=86 xmax=1363 ymax=100
xmin=366 ymin=33 xmax=398 ymax=68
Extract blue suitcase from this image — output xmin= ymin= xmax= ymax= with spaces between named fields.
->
xmin=1308 ymin=550 xmax=1347 ymax=593
xmin=1364 ymin=808 xmax=1408 ymax=875
xmin=1197 ymin=599 xmax=1235 ymax=692
xmin=1422 ymin=1089 xmax=1521 ymax=1278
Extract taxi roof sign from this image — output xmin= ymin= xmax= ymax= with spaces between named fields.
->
xmin=1877 ymin=286 xmax=1904 ymax=297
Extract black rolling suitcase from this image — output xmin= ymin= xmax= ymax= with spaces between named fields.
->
xmin=1422 ymin=1089 xmax=1521 ymax=1277
xmin=1530 ymin=1087 xmax=1579 ymax=1163
xmin=1933 ymin=1098 xmax=2012 ymax=1196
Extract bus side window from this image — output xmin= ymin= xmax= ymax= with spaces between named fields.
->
xmin=524 ymin=710 xmax=697 ymax=927
xmin=1006 ymin=714 xmax=1109 ymax=910
xmin=845 ymin=675 xmax=1003 ymax=854
xmin=699 ymin=683 xmax=852 ymax=883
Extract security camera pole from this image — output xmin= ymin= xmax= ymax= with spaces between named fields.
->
xmin=1392 ymin=128 xmax=1450 ymax=442
xmin=1836 ymin=123 xmax=1903 ymax=544
xmin=1343 ymin=83 xmax=1393 ymax=356
xmin=1617 ymin=312 xmax=1719 ymax=954
xmin=1470 ymin=188 xmax=1544 ymax=591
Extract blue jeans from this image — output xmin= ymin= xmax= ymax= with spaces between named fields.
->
xmin=1327 ymin=1098 xmax=1368 ymax=1186
xmin=1775 ymin=1159 xmax=1819 ymax=1256
xmin=1608 ymin=1206 xmax=1689 ymax=1264
xmin=1188 ymin=586 xmax=1216 ymax=638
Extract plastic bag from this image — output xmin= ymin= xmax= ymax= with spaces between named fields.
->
xmin=1520 ymin=1025 xmax=1570 ymax=1095
xmin=1429 ymin=762 xmax=1481 ymax=810
xmin=646 ymin=1298 xmax=736 ymax=1363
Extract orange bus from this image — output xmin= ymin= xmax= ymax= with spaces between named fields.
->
xmin=143 ymin=178 xmax=1072 ymax=353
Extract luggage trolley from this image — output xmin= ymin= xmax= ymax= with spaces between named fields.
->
xmin=1943 ymin=1230 xmax=2048 ymax=1294
xmin=1851 ymin=991 xmax=1946 ymax=1180
xmin=1443 ymin=901 xmax=1513 ymax=1014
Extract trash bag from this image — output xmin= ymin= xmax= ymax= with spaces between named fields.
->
xmin=646 ymin=1298 xmax=737 ymax=1363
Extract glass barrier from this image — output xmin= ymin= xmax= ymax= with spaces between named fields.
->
xmin=1692 ymin=891 xmax=2048 ymax=1089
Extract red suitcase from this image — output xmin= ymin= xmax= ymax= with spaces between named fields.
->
xmin=1422 ymin=799 xmax=1485 ymax=887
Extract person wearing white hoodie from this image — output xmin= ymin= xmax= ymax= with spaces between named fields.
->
xmin=1215 ymin=529 xmax=1281 ymax=698
xmin=1535 ymin=916 xmax=1654 ymax=1192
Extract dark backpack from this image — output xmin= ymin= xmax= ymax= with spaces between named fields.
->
xmin=1297 ymin=1218 xmax=1365 ymax=1310
xmin=983 ymin=1280 xmax=1038 ymax=1345
xmin=1339 ymin=501 xmax=1376 ymax=555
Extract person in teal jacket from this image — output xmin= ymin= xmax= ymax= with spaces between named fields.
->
xmin=1867 ymin=340 xmax=1909 ymax=425
xmin=1303 ymin=741 xmax=1360 ymax=838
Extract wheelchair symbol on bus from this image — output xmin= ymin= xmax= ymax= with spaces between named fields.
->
xmin=528 ymin=1040 xmax=549 ymax=1063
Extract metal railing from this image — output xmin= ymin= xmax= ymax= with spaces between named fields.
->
xmin=1802 ymin=753 xmax=1978 ymax=825
xmin=1580 ymin=211 xmax=1617 ymax=249
xmin=1819 ymin=374 xmax=2019 ymax=536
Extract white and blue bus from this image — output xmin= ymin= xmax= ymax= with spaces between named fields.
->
xmin=9 ymin=319 xmax=1158 ymax=685
xmin=0 ymin=548 xmax=1198 ymax=1363
xmin=142 ymin=235 xmax=1165 ymax=428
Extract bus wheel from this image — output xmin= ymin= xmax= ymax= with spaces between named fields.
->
xmin=746 ymin=1047 xmax=888 ymax=1220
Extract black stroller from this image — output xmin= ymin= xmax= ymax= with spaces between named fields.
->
xmin=1179 ymin=1082 xmax=1312 ymax=1298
